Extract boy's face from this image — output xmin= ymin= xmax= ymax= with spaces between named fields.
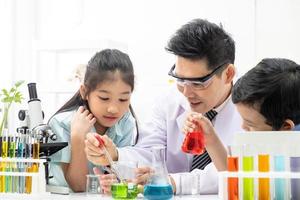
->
xmin=236 ymin=103 xmax=273 ymax=131
xmin=174 ymin=57 xmax=233 ymax=114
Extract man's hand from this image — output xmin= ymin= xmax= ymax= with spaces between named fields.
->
xmin=182 ymin=112 xmax=217 ymax=145
xmin=134 ymin=167 xmax=153 ymax=185
xmin=85 ymin=133 xmax=118 ymax=166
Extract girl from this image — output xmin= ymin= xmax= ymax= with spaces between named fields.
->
xmin=48 ymin=49 xmax=138 ymax=192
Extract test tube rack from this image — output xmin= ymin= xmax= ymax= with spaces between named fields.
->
xmin=0 ymin=157 xmax=49 ymax=196
xmin=218 ymin=131 xmax=300 ymax=200
xmin=218 ymin=170 xmax=300 ymax=200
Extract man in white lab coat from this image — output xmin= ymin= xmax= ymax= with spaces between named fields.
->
xmin=85 ymin=18 xmax=243 ymax=194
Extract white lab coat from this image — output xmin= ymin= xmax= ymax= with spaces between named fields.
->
xmin=118 ymin=87 xmax=243 ymax=194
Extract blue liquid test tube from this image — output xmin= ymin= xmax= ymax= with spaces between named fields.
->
xmin=274 ymin=155 xmax=287 ymax=200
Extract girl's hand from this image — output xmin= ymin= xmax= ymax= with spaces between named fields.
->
xmin=93 ymin=167 xmax=117 ymax=194
xmin=85 ymin=133 xmax=118 ymax=166
xmin=71 ymin=106 xmax=96 ymax=136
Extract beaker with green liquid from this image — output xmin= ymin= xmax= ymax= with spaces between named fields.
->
xmin=111 ymin=161 xmax=139 ymax=200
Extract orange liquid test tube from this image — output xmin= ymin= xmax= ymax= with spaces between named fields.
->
xmin=258 ymin=154 xmax=270 ymax=200
xmin=228 ymin=156 xmax=239 ymax=200
xmin=25 ymin=164 xmax=33 ymax=194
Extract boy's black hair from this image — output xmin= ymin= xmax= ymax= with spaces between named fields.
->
xmin=232 ymin=58 xmax=300 ymax=130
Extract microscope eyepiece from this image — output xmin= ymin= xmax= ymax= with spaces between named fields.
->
xmin=28 ymin=83 xmax=38 ymax=100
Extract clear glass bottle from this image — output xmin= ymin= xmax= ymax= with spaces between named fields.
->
xmin=143 ymin=146 xmax=173 ymax=200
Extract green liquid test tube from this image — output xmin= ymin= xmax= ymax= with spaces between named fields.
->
xmin=243 ymin=156 xmax=254 ymax=200
xmin=2 ymin=129 xmax=8 ymax=193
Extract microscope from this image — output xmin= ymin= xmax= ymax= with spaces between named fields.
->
xmin=18 ymin=83 xmax=69 ymax=194
xmin=18 ymin=83 xmax=57 ymax=143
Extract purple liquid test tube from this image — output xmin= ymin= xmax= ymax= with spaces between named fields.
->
xmin=290 ymin=157 xmax=300 ymax=200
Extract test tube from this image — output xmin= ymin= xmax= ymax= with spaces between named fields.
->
xmin=25 ymin=130 xmax=32 ymax=194
xmin=0 ymin=147 xmax=2 ymax=193
xmin=2 ymin=129 xmax=8 ymax=158
xmin=273 ymin=143 xmax=288 ymax=200
xmin=2 ymin=129 xmax=9 ymax=193
xmin=8 ymin=131 xmax=16 ymax=193
xmin=258 ymin=153 xmax=270 ymax=200
xmin=0 ymin=129 xmax=8 ymax=193
xmin=17 ymin=129 xmax=25 ymax=194
xmin=242 ymin=144 xmax=255 ymax=200
xmin=0 ymin=131 xmax=2 ymax=192
xmin=32 ymin=132 xmax=40 ymax=173
xmin=25 ymin=130 xmax=32 ymax=158
xmin=227 ymin=145 xmax=239 ymax=200
xmin=290 ymin=157 xmax=300 ymax=200
xmin=273 ymin=155 xmax=286 ymax=200
xmin=0 ymin=131 xmax=2 ymax=156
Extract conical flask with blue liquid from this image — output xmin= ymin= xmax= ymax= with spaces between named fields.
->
xmin=143 ymin=146 xmax=173 ymax=200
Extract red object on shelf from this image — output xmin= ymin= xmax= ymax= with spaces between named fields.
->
xmin=181 ymin=130 xmax=205 ymax=155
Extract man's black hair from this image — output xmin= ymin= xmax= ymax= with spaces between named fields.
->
xmin=166 ymin=18 xmax=235 ymax=71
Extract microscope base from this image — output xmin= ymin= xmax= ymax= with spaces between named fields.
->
xmin=46 ymin=185 xmax=70 ymax=195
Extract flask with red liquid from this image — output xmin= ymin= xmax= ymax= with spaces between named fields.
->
xmin=181 ymin=124 xmax=205 ymax=155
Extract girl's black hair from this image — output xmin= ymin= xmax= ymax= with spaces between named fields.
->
xmin=49 ymin=49 xmax=139 ymax=144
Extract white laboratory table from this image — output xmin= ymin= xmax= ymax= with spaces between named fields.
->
xmin=1 ymin=193 xmax=220 ymax=200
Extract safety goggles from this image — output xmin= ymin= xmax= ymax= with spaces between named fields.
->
xmin=168 ymin=62 xmax=228 ymax=90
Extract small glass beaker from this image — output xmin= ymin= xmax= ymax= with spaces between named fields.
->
xmin=86 ymin=174 xmax=102 ymax=195
xmin=178 ymin=172 xmax=200 ymax=196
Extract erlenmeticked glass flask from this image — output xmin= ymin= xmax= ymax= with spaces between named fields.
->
xmin=143 ymin=146 xmax=173 ymax=200
xmin=181 ymin=126 xmax=205 ymax=155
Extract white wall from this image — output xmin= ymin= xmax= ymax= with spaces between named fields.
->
xmin=0 ymin=0 xmax=300 ymax=132
xmin=0 ymin=0 xmax=14 ymax=89
xmin=255 ymin=0 xmax=300 ymax=63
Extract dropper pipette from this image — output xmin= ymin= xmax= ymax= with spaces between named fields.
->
xmin=94 ymin=135 xmax=123 ymax=182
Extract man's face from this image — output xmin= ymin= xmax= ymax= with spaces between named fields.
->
xmin=175 ymin=57 xmax=230 ymax=114
xmin=236 ymin=103 xmax=273 ymax=131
